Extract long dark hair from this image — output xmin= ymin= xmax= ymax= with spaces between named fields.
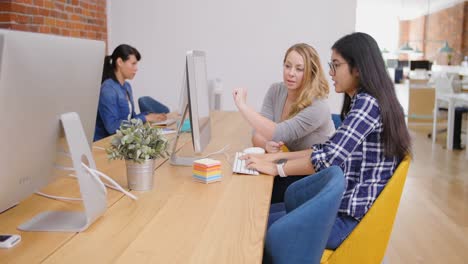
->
xmin=332 ymin=32 xmax=411 ymax=160
xmin=102 ymin=44 xmax=141 ymax=83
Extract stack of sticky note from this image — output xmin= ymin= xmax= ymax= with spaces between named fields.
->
xmin=192 ymin=158 xmax=222 ymax=184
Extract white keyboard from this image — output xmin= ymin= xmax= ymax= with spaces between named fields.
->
xmin=232 ymin=152 xmax=259 ymax=175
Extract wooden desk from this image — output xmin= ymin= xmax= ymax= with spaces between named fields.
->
xmin=0 ymin=112 xmax=273 ymax=263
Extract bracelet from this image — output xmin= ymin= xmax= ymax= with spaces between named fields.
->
xmin=276 ymin=163 xmax=287 ymax=177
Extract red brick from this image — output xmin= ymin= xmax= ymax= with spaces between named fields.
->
xmin=44 ymin=17 xmax=54 ymax=26
xmin=26 ymin=6 xmax=39 ymax=15
xmin=55 ymin=2 xmax=64 ymax=10
xmin=0 ymin=24 xmax=12 ymax=29
xmin=45 ymin=0 xmax=54 ymax=9
xmin=56 ymin=19 xmax=66 ymax=27
xmin=51 ymin=26 xmax=59 ymax=34
xmin=11 ymin=24 xmax=29 ymax=31
xmin=37 ymin=8 xmax=47 ymax=15
xmin=0 ymin=13 xmax=10 ymax=23
xmin=28 ymin=25 xmax=38 ymax=32
xmin=82 ymin=9 xmax=90 ymax=17
xmin=0 ymin=3 xmax=11 ymax=12
xmin=10 ymin=3 xmax=28 ymax=13
xmin=32 ymin=16 xmax=44 ymax=24
xmin=89 ymin=31 xmax=97 ymax=39
xmin=70 ymin=14 xmax=79 ymax=21
xmin=80 ymin=1 xmax=89 ymax=9
xmin=70 ymin=30 xmax=79 ymax=37
xmin=0 ymin=0 xmax=107 ymax=45
xmin=13 ymin=14 xmax=31 ymax=24
xmin=34 ymin=0 xmax=44 ymax=7
xmin=38 ymin=25 xmax=50 ymax=33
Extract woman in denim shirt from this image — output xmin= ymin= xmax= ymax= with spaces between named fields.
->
xmin=94 ymin=44 xmax=168 ymax=141
xmin=241 ymin=33 xmax=412 ymax=250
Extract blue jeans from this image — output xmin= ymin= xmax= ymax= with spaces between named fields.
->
xmin=325 ymin=213 xmax=359 ymax=250
xmin=138 ymin=96 xmax=170 ymax=113
xmin=269 ymin=175 xmax=359 ymax=250
xmin=268 ymin=207 xmax=358 ymax=250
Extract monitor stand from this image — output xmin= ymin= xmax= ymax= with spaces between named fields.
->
xmin=170 ymin=104 xmax=197 ymax=166
xmin=18 ymin=112 xmax=107 ymax=232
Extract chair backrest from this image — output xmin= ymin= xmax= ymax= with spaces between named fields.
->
xmin=434 ymin=74 xmax=455 ymax=96
xmin=320 ymin=157 xmax=411 ymax=264
xmin=331 ymin=114 xmax=342 ymax=129
xmin=264 ymin=166 xmax=345 ymax=264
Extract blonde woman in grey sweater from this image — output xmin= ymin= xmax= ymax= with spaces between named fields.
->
xmin=233 ymin=43 xmax=335 ymax=153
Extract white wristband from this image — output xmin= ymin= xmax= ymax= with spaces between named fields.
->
xmin=277 ymin=163 xmax=287 ymax=177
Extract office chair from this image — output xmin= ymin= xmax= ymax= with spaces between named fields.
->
xmin=138 ymin=96 xmax=170 ymax=114
xmin=319 ymin=157 xmax=411 ymax=264
xmin=263 ymin=166 xmax=345 ymax=264
xmin=331 ymin=114 xmax=342 ymax=129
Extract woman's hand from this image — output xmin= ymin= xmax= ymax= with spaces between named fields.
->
xmin=232 ymin=88 xmax=248 ymax=110
xmin=145 ymin=113 xmax=167 ymax=122
xmin=265 ymin=141 xmax=284 ymax=153
xmin=240 ymin=154 xmax=278 ymax=176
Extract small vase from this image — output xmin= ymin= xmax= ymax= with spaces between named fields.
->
xmin=125 ymin=159 xmax=155 ymax=191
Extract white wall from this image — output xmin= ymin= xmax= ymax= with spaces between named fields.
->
xmin=356 ymin=0 xmax=400 ymax=56
xmin=109 ymin=0 xmax=357 ymax=114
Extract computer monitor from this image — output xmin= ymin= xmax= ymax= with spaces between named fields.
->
xmin=398 ymin=60 xmax=409 ymax=69
xmin=386 ymin=59 xmax=399 ymax=69
xmin=410 ymin=60 xmax=431 ymax=70
xmin=170 ymin=50 xmax=212 ymax=166
xmin=0 ymin=30 xmax=105 ymax=229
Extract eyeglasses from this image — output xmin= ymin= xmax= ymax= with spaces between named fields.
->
xmin=328 ymin=61 xmax=347 ymax=75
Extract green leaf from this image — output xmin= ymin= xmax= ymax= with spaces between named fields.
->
xmin=105 ymin=118 xmax=170 ymax=162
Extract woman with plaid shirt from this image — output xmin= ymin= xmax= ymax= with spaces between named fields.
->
xmin=241 ymin=32 xmax=412 ymax=249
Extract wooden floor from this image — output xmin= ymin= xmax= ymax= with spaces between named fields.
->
xmin=386 ymin=124 xmax=468 ymax=264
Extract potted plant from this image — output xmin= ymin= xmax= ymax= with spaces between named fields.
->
xmin=107 ymin=118 xmax=169 ymax=191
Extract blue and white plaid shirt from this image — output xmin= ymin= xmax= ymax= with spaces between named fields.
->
xmin=311 ymin=92 xmax=399 ymax=220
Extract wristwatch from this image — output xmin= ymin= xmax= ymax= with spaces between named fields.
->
xmin=276 ymin=159 xmax=288 ymax=177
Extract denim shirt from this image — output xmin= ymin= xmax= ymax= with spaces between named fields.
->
xmin=310 ymin=92 xmax=400 ymax=220
xmin=94 ymin=78 xmax=147 ymax=141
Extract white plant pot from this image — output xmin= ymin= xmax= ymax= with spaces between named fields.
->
xmin=125 ymin=159 xmax=155 ymax=191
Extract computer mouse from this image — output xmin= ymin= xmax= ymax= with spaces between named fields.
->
xmin=243 ymin=147 xmax=265 ymax=154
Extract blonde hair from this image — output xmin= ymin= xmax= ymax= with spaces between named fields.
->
xmin=283 ymin=43 xmax=329 ymax=118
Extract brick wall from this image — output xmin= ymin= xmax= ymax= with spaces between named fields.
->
xmin=0 ymin=0 xmax=107 ymax=45
xmin=399 ymin=1 xmax=467 ymax=65
xmin=463 ymin=2 xmax=468 ymax=60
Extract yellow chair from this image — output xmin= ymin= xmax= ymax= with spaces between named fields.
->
xmin=320 ymin=157 xmax=411 ymax=264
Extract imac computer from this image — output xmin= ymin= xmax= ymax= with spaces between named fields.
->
xmin=171 ymin=50 xmax=212 ymax=166
xmin=386 ymin=59 xmax=399 ymax=69
xmin=0 ymin=30 xmax=105 ymax=231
